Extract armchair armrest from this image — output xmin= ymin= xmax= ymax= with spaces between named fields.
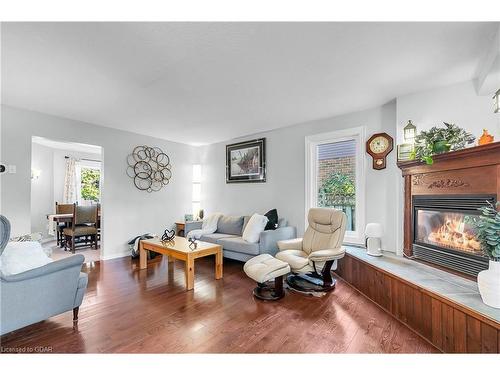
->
xmin=1 ymin=254 xmax=84 ymax=282
xmin=259 ymin=226 xmax=297 ymax=255
xmin=184 ymin=220 xmax=203 ymax=235
xmin=277 ymin=237 xmax=303 ymax=251
xmin=308 ymin=247 xmax=346 ymax=262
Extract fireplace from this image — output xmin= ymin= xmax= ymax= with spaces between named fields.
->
xmin=412 ymin=195 xmax=494 ymax=276
xmin=397 ymin=142 xmax=500 ymax=279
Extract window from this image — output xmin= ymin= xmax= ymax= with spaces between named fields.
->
xmin=76 ymin=160 xmax=101 ymax=203
xmin=305 ymin=126 xmax=365 ymax=245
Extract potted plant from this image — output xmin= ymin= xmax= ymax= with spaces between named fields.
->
xmin=414 ymin=122 xmax=475 ymax=164
xmin=474 ymin=201 xmax=500 ymax=308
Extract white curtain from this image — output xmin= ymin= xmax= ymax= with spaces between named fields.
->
xmin=63 ymin=157 xmax=78 ymax=203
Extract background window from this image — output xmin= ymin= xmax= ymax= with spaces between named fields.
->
xmin=306 ymin=127 xmax=365 ymax=245
xmin=316 ymin=139 xmax=356 ymax=231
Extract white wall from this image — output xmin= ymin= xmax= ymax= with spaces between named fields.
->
xmin=200 ymin=101 xmax=400 ymax=252
xmin=30 ymin=142 xmax=54 ymax=237
xmin=396 ymin=80 xmax=500 ymax=143
xmin=1 ymin=105 xmax=196 ymax=259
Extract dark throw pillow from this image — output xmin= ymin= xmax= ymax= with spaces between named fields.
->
xmin=264 ymin=209 xmax=279 ymax=231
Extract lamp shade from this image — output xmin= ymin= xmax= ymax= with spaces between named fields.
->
xmin=365 ymin=223 xmax=383 ymax=237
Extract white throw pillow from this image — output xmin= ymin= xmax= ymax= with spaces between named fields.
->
xmin=242 ymin=214 xmax=269 ymax=243
xmin=0 ymin=241 xmax=52 ymax=276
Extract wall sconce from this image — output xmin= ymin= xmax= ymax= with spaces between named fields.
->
xmin=403 ymin=120 xmax=417 ymax=143
xmin=494 ymin=89 xmax=499 ymax=114
xmin=31 ymin=168 xmax=41 ymax=180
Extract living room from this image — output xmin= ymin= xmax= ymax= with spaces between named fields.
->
xmin=1 ymin=1 xmax=500 ymax=373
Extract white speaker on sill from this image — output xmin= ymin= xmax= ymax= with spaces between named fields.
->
xmin=365 ymin=223 xmax=383 ymax=257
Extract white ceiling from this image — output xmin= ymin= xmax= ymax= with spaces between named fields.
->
xmin=2 ymin=22 xmax=498 ymax=145
xmin=32 ymin=136 xmax=102 ymax=154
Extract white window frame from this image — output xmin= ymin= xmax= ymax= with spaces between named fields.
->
xmin=77 ymin=159 xmax=102 ymax=204
xmin=305 ymin=126 xmax=366 ymax=245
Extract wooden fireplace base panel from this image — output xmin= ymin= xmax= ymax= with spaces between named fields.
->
xmin=335 ymin=253 xmax=500 ymax=353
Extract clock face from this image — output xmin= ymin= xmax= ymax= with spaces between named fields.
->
xmin=369 ymin=136 xmax=390 ymax=154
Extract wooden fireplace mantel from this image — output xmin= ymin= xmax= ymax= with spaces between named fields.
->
xmin=397 ymin=142 xmax=500 ymax=257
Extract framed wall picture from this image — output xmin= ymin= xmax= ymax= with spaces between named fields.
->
xmin=226 ymin=138 xmax=266 ymax=183
xmin=397 ymin=143 xmax=415 ymax=161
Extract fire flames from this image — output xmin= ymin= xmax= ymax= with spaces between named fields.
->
xmin=427 ymin=214 xmax=481 ymax=254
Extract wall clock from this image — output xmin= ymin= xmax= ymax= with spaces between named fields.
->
xmin=366 ymin=133 xmax=394 ymax=170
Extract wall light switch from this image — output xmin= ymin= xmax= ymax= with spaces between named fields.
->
xmin=8 ymin=165 xmax=16 ymax=174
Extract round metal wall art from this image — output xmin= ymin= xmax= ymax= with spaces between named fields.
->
xmin=126 ymin=146 xmax=171 ymax=192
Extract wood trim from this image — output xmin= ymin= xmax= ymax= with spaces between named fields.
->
xmin=397 ymin=142 xmax=500 ymax=176
xmin=335 ymin=253 xmax=500 ymax=353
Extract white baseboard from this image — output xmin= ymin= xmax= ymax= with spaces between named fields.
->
xmin=100 ymin=251 xmax=130 ymax=261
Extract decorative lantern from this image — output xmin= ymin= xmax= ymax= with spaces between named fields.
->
xmin=494 ymin=89 xmax=499 ymax=114
xmin=403 ymin=120 xmax=417 ymax=143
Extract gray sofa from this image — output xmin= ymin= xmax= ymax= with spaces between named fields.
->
xmin=0 ymin=215 xmax=88 ymax=335
xmin=185 ymin=215 xmax=296 ymax=262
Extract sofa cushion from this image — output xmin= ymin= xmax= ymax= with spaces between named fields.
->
xmin=264 ymin=209 xmax=279 ymax=230
xmin=275 ymin=249 xmax=309 ymax=271
xmin=0 ymin=241 xmax=52 ymax=276
xmin=218 ymin=237 xmax=260 ymax=255
xmin=216 ymin=215 xmax=244 ymax=235
xmin=277 ymin=218 xmax=288 ymax=228
xmin=200 ymin=233 xmax=238 ymax=243
xmin=242 ymin=214 xmax=269 ymax=243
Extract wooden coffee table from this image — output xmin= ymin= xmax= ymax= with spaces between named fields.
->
xmin=139 ymin=236 xmax=223 ymax=290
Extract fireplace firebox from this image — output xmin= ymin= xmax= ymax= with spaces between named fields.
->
xmin=412 ymin=195 xmax=494 ymax=276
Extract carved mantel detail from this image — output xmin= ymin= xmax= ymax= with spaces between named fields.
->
xmin=412 ymin=174 xmax=424 ymax=186
xmin=428 ymin=179 xmax=470 ymax=189
xmin=412 ymin=174 xmax=470 ymax=189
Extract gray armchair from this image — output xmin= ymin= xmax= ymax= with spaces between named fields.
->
xmin=0 ymin=215 xmax=88 ymax=335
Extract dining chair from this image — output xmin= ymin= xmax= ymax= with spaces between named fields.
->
xmin=63 ymin=204 xmax=98 ymax=253
xmin=55 ymin=202 xmax=74 ymax=247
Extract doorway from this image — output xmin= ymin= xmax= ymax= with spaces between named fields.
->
xmin=30 ymin=136 xmax=103 ymax=263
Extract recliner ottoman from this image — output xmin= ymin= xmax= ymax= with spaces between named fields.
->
xmin=243 ymin=253 xmax=290 ymax=300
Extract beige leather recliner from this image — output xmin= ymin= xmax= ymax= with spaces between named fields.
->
xmin=276 ymin=207 xmax=347 ymax=292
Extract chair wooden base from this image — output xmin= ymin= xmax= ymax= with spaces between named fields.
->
xmin=64 ymin=234 xmax=98 ymax=253
xmin=286 ymin=260 xmax=336 ymax=293
xmin=253 ymin=275 xmax=285 ymax=301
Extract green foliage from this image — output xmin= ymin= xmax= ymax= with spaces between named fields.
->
xmin=414 ymin=122 xmax=475 ymax=165
xmin=318 ymin=172 xmax=355 ymax=207
xmin=474 ymin=201 xmax=500 ymax=261
xmin=81 ymin=168 xmax=100 ymax=202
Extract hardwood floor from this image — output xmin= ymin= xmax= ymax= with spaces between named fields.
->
xmin=0 ymin=256 xmax=439 ymax=353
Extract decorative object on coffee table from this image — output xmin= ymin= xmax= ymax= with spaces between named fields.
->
xmin=126 ymin=145 xmax=171 ymax=192
xmin=188 ymin=237 xmax=198 ymax=250
xmin=161 ymin=228 xmax=175 ymax=242
xmin=474 ymin=201 xmax=500 ymax=308
xmin=226 ymin=138 xmax=266 ymax=183
xmin=414 ymin=122 xmax=475 ymax=165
